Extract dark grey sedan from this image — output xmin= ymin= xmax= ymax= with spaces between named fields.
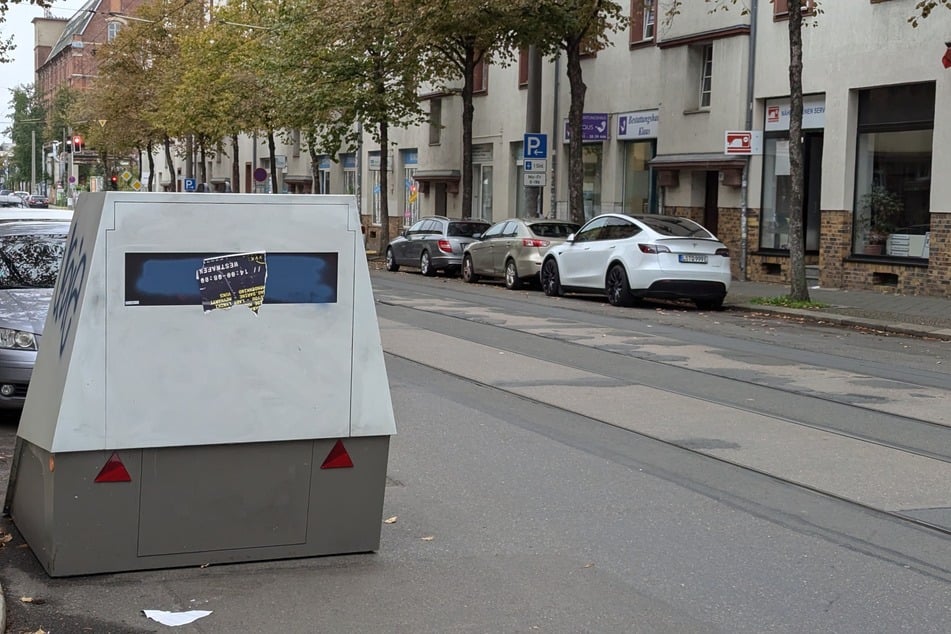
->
xmin=385 ymin=216 xmax=491 ymax=276
xmin=0 ymin=221 xmax=70 ymax=409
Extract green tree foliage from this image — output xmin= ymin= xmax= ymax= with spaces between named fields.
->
xmin=5 ymin=84 xmax=45 ymax=190
xmin=512 ymin=0 xmax=628 ymax=225
xmin=415 ymin=0 xmax=519 ymax=218
xmin=276 ymin=0 xmax=428 ymax=247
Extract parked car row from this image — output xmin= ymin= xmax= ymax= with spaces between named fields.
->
xmin=0 ymin=190 xmax=50 ymax=208
xmin=385 ymin=213 xmax=731 ymax=310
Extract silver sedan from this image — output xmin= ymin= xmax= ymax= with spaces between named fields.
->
xmin=462 ymin=218 xmax=579 ymax=289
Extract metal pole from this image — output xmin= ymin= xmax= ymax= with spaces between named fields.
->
xmin=31 ymin=130 xmax=36 ymax=194
xmin=550 ymin=55 xmax=560 ymax=219
xmin=525 ymin=46 xmax=542 ymax=217
xmin=739 ymin=0 xmax=759 ymax=280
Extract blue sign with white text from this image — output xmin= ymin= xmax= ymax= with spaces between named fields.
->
xmin=524 ymin=133 xmax=547 ymax=159
xmin=184 ymin=178 xmax=197 ymax=192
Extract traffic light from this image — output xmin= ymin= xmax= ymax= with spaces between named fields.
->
xmin=110 ymin=174 xmax=118 ymax=190
xmin=72 ymin=135 xmax=83 ymax=152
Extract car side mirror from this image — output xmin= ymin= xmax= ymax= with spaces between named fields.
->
xmin=473 ymin=232 xmax=483 ymax=239
xmin=566 ymin=233 xmax=575 ymax=243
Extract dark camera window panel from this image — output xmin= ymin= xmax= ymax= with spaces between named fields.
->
xmin=125 ymin=252 xmax=338 ymax=306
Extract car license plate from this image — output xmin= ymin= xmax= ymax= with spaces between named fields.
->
xmin=679 ymin=254 xmax=707 ymax=264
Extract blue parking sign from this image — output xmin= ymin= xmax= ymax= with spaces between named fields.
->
xmin=184 ymin=178 xmax=197 ymax=192
xmin=524 ymin=133 xmax=547 ymax=159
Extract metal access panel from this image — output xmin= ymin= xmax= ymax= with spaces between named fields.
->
xmin=5 ymin=192 xmax=396 ymax=576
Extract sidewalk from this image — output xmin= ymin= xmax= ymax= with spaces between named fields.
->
xmin=727 ymin=279 xmax=951 ymax=341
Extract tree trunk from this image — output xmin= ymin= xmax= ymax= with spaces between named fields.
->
xmin=565 ymin=39 xmax=587 ymax=226
xmin=460 ymin=44 xmax=476 ymax=219
xmin=147 ymin=141 xmax=155 ymax=192
xmin=308 ymin=137 xmax=320 ymax=194
xmin=268 ymin=129 xmax=279 ymax=193
xmin=199 ymin=138 xmax=207 ymax=186
xmin=164 ymin=137 xmax=176 ymax=192
xmin=787 ymin=0 xmax=810 ymax=301
xmin=231 ymin=134 xmax=240 ymax=193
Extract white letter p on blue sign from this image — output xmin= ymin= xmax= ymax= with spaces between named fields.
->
xmin=524 ymin=133 xmax=547 ymax=160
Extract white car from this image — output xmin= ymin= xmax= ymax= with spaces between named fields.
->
xmin=540 ymin=213 xmax=731 ymax=310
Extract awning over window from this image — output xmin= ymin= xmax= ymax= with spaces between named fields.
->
xmin=648 ymin=153 xmax=746 ymax=171
xmin=413 ymin=169 xmax=461 ymax=194
xmin=648 ymin=153 xmax=746 ymax=187
xmin=283 ymin=174 xmax=313 ymax=184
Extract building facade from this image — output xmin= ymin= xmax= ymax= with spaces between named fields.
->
xmin=38 ymin=0 xmax=951 ymax=295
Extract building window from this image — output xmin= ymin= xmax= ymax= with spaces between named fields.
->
xmin=630 ymin=1 xmax=656 ymax=43
xmin=698 ymin=44 xmax=713 ymax=108
xmin=429 ymin=98 xmax=442 ymax=145
xmin=107 ymin=21 xmax=121 ymax=42
xmin=518 ymin=49 xmax=528 ymax=87
xmin=774 ymin=0 xmax=816 ymax=19
xmin=853 ymin=83 xmax=934 ymax=257
xmin=473 ymin=58 xmax=488 ymax=94
xmin=316 ymin=156 xmax=330 ymax=194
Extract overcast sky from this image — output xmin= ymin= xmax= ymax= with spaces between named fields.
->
xmin=1 ymin=1 xmax=85 ymax=143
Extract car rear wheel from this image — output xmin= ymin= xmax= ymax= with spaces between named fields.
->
xmin=385 ymin=247 xmax=400 ymax=272
xmin=462 ymin=255 xmax=479 ymax=283
xmin=541 ymin=258 xmax=562 ymax=297
xmin=606 ymin=265 xmax=635 ymax=307
xmin=420 ymin=251 xmax=436 ymax=277
xmin=504 ymin=260 xmax=522 ymax=290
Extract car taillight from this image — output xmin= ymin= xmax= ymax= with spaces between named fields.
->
xmin=523 ymin=238 xmax=550 ymax=248
xmin=715 ymin=247 xmax=730 ymax=257
xmin=638 ymin=243 xmax=671 ymax=254
xmin=437 ymin=239 xmax=453 ymax=253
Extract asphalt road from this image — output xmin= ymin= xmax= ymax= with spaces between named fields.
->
xmin=0 ymin=270 xmax=949 ymax=633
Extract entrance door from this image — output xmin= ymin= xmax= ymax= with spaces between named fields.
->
xmin=803 ymin=133 xmax=823 ymax=252
xmin=704 ymin=171 xmax=719 ymax=235
xmin=434 ymin=183 xmax=447 ymax=216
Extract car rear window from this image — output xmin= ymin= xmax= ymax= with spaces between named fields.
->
xmin=637 ymin=216 xmax=713 ymax=238
xmin=530 ymin=223 xmax=579 ymax=238
xmin=447 ymin=222 xmax=490 ymax=237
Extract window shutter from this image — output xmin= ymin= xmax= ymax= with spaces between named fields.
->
xmin=774 ymin=0 xmax=788 ymax=14
xmin=473 ymin=59 xmax=487 ymax=93
xmin=518 ymin=49 xmax=528 ymax=86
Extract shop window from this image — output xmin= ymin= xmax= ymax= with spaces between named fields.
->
xmin=622 ymin=141 xmax=655 ymax=214
xmin=582 ymin=145 xmax=603 ymax=221
xmin=852 ymin=83 xmax=934 ymax=257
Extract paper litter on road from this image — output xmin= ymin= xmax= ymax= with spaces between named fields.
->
xmin=143 ymin=609 xmax=213 ymax=626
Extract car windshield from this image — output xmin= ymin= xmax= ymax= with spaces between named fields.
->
xmin=447 ymin=222 xmax=490 ymax=237
xmin=637 ymin=216 xmax=713 ymax=238
xmin=530 ymin=223 xmax=579 ymax=238
xmin=0 ymin=232 xmax=67 ymax=289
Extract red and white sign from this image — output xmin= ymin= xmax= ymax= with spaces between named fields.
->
xmin=766 ymin=106 xmax=781 ymax=124
xmin=724 ymin=131 xmax=762 ymax=155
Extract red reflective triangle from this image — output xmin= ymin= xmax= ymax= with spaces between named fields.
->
xmin=321 ymin=440 xmax=354 ymax=469
xmin=95 ymin=452 xmax=132 ymax=483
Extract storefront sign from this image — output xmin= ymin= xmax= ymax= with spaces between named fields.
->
xmin=472 ymin=144 xmax=494 ymax=164
xmin=563 ymin=113 xmax=610 ymax=142
xmin=724 ymin=130 xmax=763 ymax=155
xmin=617 ymin=109 xmax=659 ymax=140
xmin=765 ymin=95 xmax=826 ymax=131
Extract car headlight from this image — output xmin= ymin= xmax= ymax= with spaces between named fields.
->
xmin=0 ymin=328 xmax=37 ymax=350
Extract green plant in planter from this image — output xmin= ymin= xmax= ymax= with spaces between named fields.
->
xmin=861 ymin=185 xmax=904 ymax=245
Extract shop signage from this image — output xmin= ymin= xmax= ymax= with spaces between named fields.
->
xmin=563 ymin=113 xmax=610 ymax=142
xmin=724 ymin=130 xmax=763 ymax=155
xmin=524 ymin=172 xmax=546 ymax=187
xmin=617 ymin=109 xmax=659 ymax=140
xmin=764 ymin=95 xmax=826 ymax=131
